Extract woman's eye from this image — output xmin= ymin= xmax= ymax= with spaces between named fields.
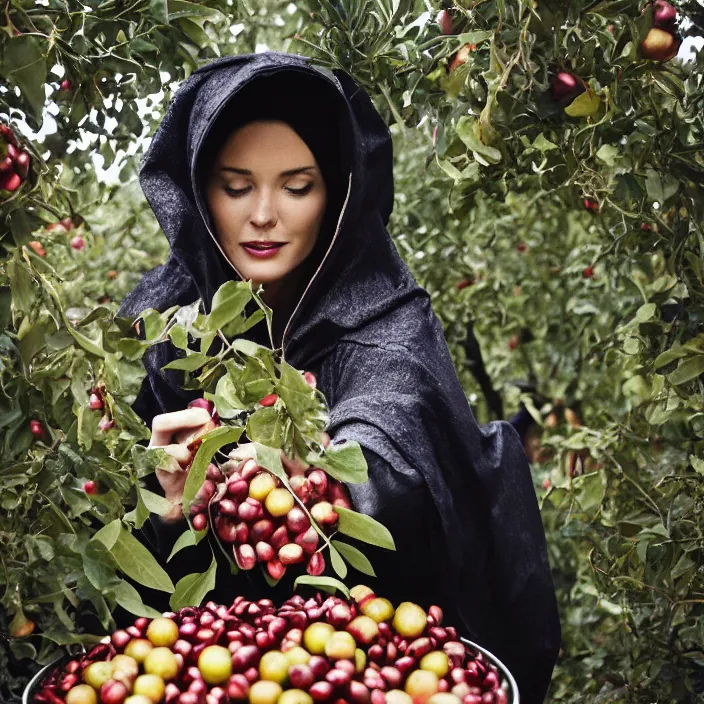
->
xmin=223 ymin=184 xmax=314 ymax=197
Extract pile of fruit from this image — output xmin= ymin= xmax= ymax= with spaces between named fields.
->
xmin=0 ymin=122 xmax=31 ymax=194
xmin=32 ymin=588 xmax=510 ymax=704
xmin=192 ymin=458 xmax=350 ymax=581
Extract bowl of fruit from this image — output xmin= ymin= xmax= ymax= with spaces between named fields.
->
xmin=24 ymin=587 xmax=518 ymax=704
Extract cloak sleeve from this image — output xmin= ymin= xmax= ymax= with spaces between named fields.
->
xmin=321 ymin=339 xmax=561 ymax=704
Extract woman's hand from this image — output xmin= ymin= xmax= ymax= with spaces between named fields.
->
xmin=228 ymin=432 xmax=331 ymax=477
xmin=149 ymin=407 xmax=214 ymax=522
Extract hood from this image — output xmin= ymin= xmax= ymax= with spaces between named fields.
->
xmin=130 ymin=51 xmax=424 ymax=366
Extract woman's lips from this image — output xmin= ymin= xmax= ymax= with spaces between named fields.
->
xmin=240 ymin=242 xmax=287 ymax=259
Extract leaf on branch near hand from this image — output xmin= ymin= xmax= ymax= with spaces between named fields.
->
xmin=206 ymin=281 xmax=252 ymax=332
xmin=331 ymin=540 xmax=377 ymax=577
xmin=113 ymin=580 xmax=163 ymax=618
xmin=182 ymin=425 xmax=244 ymax=515
xmin=294 ymin=575 xmax=350 ymax=598
xmin=311 ymin=441 xmax=368 ymax=484
xmin=169 ymin=554 xmax=217 ymax=610
xmin=140 ymin=487 xmax=173 ymax=515
xmin=110 ymin=524 xmax=175 ymax=593
xmin=333 ymin=506 xmax=396 ymax=551
xmin=247 ymin=407 xmax=285 ymax=448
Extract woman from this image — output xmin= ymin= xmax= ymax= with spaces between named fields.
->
xmin=119 ymin=51 xmax=561 ymax=704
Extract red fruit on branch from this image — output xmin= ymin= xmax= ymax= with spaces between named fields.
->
xmin=84 ymin=480 xmax=97 ymax=495
xmin=583 ymin=266 xmax=595 ymax=279
xmin=235 ymin=544 xmax=257 ymax=570
xmin=30 ymin=420 xmax=45 ymax=438
xmin=60 ymin=79 xmax=72 ymax=91
xmin=0 ymin=155 xmax=13 ymax=173
xmin=259 ymin=393 xmax=278 ymax=407
xmin=0 ymin=124 xmax=18 ymax=145
xmin=550 ymin=72 xmax=584 ymax=103
xmin=448 ymin=44 xmax=474 ymax=73
xmin=279 ymin=543 xmax=304 ymax=566
xmin=15 ymin=152 xmax=30 ymax=178
xmin=71 ymin=235 xmax=85 ymax=251
xmin=295 ymin=526 xmax=320 ymax=555
xmin=267 ymin=559 xmax=286 ymax=580
xmin=28 ymin=240 xmax=46 ymax=257
xmin=436 ymin=9 xmax=453 ymax=35
xmin=99 ymin=415 xmax=116 ymax=431
xmin=306 ymin=553 xmax=325 ymax=576
xmin=89 ymin=392 xmax=103 ymax=410
xmin=303 ymin=371 xmax=317 ymax=388
xmin=456 ymin=278 xmax=472 ymax=291
xmin=508 ymin=335 xmax=519 ymax=351
xmin=192 ymin=514 xmax=208 ymax=531
xmin=0 ymin=171 xmax=21 ymax=192
xmin=640 ymin=27 xmax=679 ymax=61
xmin=60 ymin=217 xmax=75 ymax=230
xmin=286 ymin=507 xmax=310 ymax=534
xmin=310 ymin=501 xmax=338 ymax=526
xmin=653 ymin=0 xmax=677 ymax=28
xmin=583 ymin=198 xmax=599 ymax=212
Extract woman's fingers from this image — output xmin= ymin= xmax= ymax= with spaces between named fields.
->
xmin=149 ymin=408 xmax=212 ymax=447
xmin=161 ymin=443 xmax=193 ymax=468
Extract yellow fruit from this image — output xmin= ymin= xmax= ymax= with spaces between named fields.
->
xmin=303 ymin=622 xmax=334 ymax=654
xmin=324 ymin=631 xmax=356 ymax=660
xmin=124 ymin=638 xmax=154 ymax=664
xmin=82 ymin=661 xmax=113 ymax=690
xmin=355 ymin=648 xmax=366 ymax=673
xmin=284 ymin=646 xmax=310 ymax=667
xmin=65 ymin=684 xmax=98 ymax=704
xmin=111 ymin=654 xmax=139 ymax=687
xmin=420 ymin=651 xmax=450 ymax=678
xmin=427 ymin=695 xmax=463 ymax=704
xmin=259 ymin=650 xmax=289 ymax=684
xmin=405 ymin=670 xmax=440 ymax=704
xmin=393 ymin=602 xmax=428 ymax=639
xmin=144 ymin=646 xmax=180 ymax=680
xmin=124 ymin=698 xmax=153 ymax=704
xmin=248 ymin=680 xmax=282 ymax=704
xmin=133 ymin=674 xmax=165 ymax=703
xmin=361 ymin=597 xmax=395 ymax=623
xmin=386 ymin=692 xmax=413 ymax=704
xmin=640 ymin=27 xmax=678 ymax=62
xmin=264 ymin=488 xmax=295 ymax=517
xmin=146 ymin=618 xmax=179 ymax=647
xmin=198 ymin=644 xmax=233 ymax=685
xmin=278 ymin=690 xmax=313 ymax=704
xmin=249 ymin=472 xmax=277 ymax=501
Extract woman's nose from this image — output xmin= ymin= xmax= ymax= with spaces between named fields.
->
xmin=250 ymin=191 xmax=277 ymax=229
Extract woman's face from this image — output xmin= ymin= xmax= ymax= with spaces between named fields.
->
xmin=204 ymin=120 xmax=328 ymax=286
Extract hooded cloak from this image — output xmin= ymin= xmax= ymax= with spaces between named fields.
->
xmin=118 ymin=51 xmax=561 ymax=704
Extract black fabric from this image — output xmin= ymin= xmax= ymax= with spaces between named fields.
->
xmin=118 ymin=51 xmax=561 ymax=704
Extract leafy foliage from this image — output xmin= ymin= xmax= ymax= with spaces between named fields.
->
xmin=2 ymin=0 xmax=704 ymax=703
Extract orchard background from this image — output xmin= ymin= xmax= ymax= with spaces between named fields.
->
xmin=1 ymin=1 xmax=704 ymax=702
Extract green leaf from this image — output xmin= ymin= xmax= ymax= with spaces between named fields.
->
xmin=1 ymin=37 xmax=47 ymax=121
xmin=690 ymin=455 xmax=704 ymax=476
xmin=168 ymin=529 xmax=197 ymax=562
xmin=564 ymin=89 xmax=601 ymax=117
xmin=169 ymin=554 xmax=217 ymax=610
xmin=455 ymin=117 xmax=502 ymax=166
xmin=333 ymin=506 xmax=395 ymax=551
xmin=329 ymin=543 xmax=348 ymax=579
xmin=253 ymin=443 xmax=286 ymax=484
xmin=247 ymin=407 xmax=285 ymax=448
xmin=667 ymin=356 xmax=704 ymax=385
xmin=162 ymin=353 xmax=210 ymax=371
xmin=312 ymin=441 xmax=368 ymax=484
xmin=331 ymin=541 xmax=376 ymax=577
xmin=182 ymin=426 xmax=244 ymax=515
xmin=207 ymin=281 xmax=252 ymax=331
xmin=93 ymin=519 xmax=121 ymax=550
xmin=110 ymin=525 xmax=174 ymax=593
xmin=113 ymin=580 xmax=163 ymax=618
xmin=276 ymin=364 xmax=325 ymax=426
xmin=294 ymin=575 xmax=350 ymax=598
xmin=140 ymin=488 xmax=174 ymax=516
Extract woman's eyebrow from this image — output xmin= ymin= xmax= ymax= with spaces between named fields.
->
xmin=219 ymin=166 xmax=316 ymax=176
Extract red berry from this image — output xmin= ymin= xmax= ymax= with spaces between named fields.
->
xmin=0 ymin=124 xmax=18 ymax=145
xmin=653 ymin=0 xmax=676 ymax=28
xmin=60 ymin=79 xmax=71 ymax=91
xmin=30 ymin=420 xmax=44 ymax=438
xmin=70 ymin=235 xmax=85 ymax=251
xmin=89 ymin=392 xmax=104 ymax=410
xmin=508 ymin=335 xmax=519 ymax=351
xmin=259 ymin=393 xmax=278 ymax=407
xmin=0 ymin=172 xmax=22 ymax=192
xmin=640 ymin=222 xmax=652 ymax=231
xmin=28 ymin=241 xmax=46 ymax=257
xmin=436 ymin=9 xmax=453 ymax=35
xmin=551 ymin=72 xmax=584 ymax=102
xmin=583 ymin=198 xmax=599 ymax=212
xmin=0 ymin=156 xmax=12 ymax=173
xmin=84 ymin=480 xmax=97 ymax=495
xmin=583 ymin=266 xmax=595 ymax=279
xmin=516 ymin=242 xmax=527 ymax=253
xmin=542 ymin=478 xmax=551 ymax=490
xmin=15 ymin=152 xmax=30 ymax=178
xmin=60 ymin=217 xmax=75 ymax=231
xmin=98 ymin=415 xmax=115 ymax=431
xmin=456 ymin=279 xmax=471 ymax=291
xmin=303 ymin=371 xmax=317 ymax=389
